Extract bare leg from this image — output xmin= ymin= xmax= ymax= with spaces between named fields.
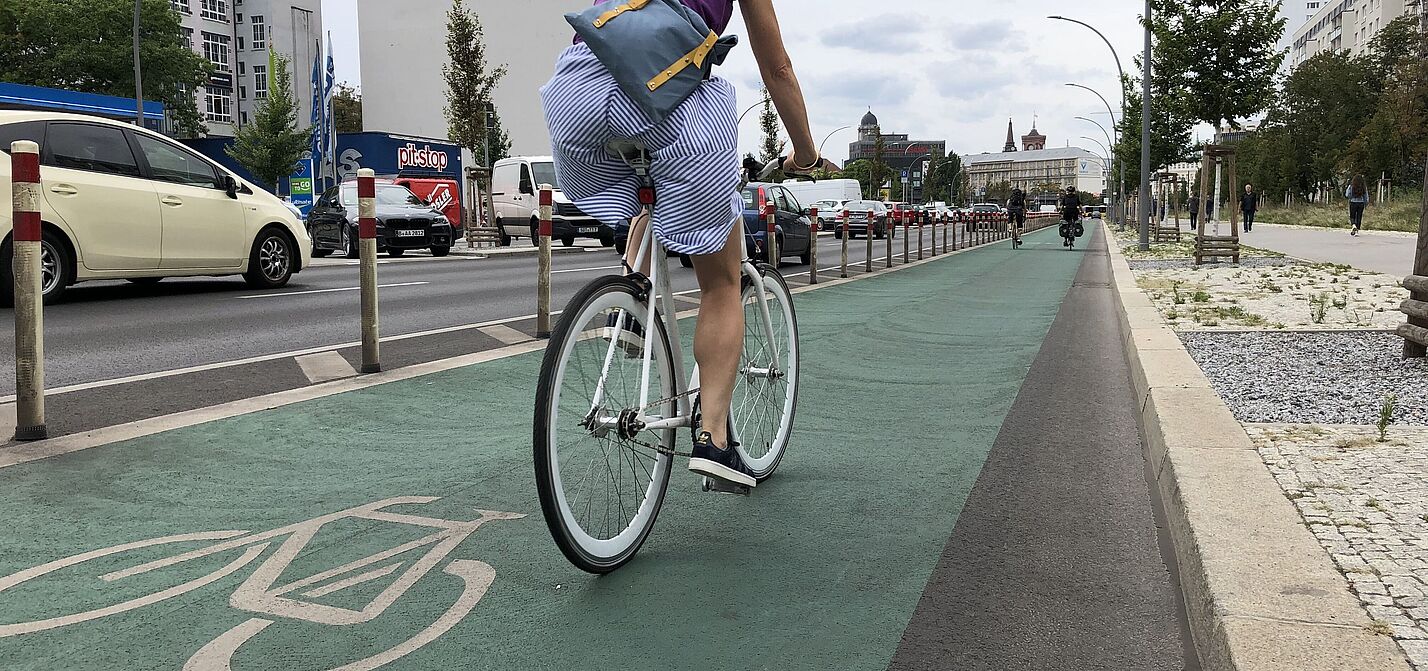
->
xmin=689 ymin=221 xmax=745 ymax=449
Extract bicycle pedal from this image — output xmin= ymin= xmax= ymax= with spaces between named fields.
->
xmin=701 ymin=477 xmax=751 ymax=496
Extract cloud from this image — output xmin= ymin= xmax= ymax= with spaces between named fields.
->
xmin=945 ymin=21 xmax=1027 ymax=52
xmin=818 ymin=14 xmax=931 ymax=54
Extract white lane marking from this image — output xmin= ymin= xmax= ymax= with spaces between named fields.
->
xmin=550 ymin=265 xmax=622 ymax=275
xmin=237 ymin=282 xmax=429 ymax=300
xmin=294 ymin=351 xmax=358 ymax=384
xmin=477 ymin=324 xmax=532 ymax=345
xmin=672 ymin=294 xmax=701 ymax=306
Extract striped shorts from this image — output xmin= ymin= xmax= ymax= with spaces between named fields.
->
xmin=540 ymin=43 xmax=743 ymax=256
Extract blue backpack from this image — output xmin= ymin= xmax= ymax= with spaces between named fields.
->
xmin=567 ymin=0 xmax=739 ymax=123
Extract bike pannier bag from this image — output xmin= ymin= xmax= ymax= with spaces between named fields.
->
xmin=1074 ymin=222 xmax=1085 ymax=238
xmin=566 ymin=0 xmax=739 ymax=123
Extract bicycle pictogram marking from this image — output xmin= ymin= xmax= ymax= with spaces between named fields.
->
xmin=0 ymin=497 xmax=525 ymax=670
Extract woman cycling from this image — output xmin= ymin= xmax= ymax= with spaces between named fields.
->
xmin=541 ymin=0 xmax=829 ymax=488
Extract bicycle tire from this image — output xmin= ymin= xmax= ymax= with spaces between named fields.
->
xmin=533 ymin=275 xmax=676 ymax=574
xmin=731 ymin=265 xmax=800 ymax=481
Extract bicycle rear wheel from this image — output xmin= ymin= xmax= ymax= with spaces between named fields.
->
xmin=534 ymin=276 xmax=676 ymax=573
xmin=731 ymin=266 xmax=799 ymax=481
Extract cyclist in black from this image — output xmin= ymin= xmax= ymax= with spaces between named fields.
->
xmin=1007 ymin=187 xmax=1027 ymax=229
xmin=1059 ymin=186 xmax=1082 ymax=248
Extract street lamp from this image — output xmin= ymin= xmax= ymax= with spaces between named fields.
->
xmin=1051 ymin=14 xmax=1128 ymax=225
xmin=1139 ymin=0 xmax=1152 ymax=251
xmin=1067 ymin=83 xmax=1126 ymax=229
xmin=818 ymin=126 xmax=853 ymax=156
xmin=133 ymin=0 xmax=144 ymax=126
xmin=1080 ymin=136 xmax=1110 ymax=162
xmin=736 ymin=99 xmax=766 ymax=127
xmin=898 ymin=148 xmax=933 ymax=204
xmin=1075 ymin=116 xmax=1114 ymax=157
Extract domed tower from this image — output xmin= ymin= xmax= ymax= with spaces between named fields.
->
xmin=859 ymin=109 xmax=880 ymax=140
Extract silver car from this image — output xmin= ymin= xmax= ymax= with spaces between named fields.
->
xmin=834 ymin=200 xmax=889 ymax=239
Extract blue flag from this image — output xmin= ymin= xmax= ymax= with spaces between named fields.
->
xmin=322 ymin=32 xmax=337 ymax=187
xmin=310 ymin=38 xmax=324 ymax=189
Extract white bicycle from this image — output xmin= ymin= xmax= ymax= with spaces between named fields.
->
xmin=532 ymin=144 xmax=801 ymax=574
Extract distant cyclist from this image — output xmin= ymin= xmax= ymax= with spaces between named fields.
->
xmin=541 ymin=0 xmax=832 ymax=488
xmin=1059 ymin=186 xmax=1081 ymax=223
xmin=1007 ymin=187 xmax=1027 ymax=231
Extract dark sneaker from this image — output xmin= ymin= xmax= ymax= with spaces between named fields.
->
xmin=688 ymin=432 xmax=757 ymax=488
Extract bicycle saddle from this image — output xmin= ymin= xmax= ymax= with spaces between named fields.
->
xmin=606 ymin=140 xmax=649 ymax=162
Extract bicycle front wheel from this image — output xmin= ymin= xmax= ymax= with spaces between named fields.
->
xmin=732 ymin=266 xmax=800 ymax=480
xmin=533 ymin=276 xmax=676 ymax=574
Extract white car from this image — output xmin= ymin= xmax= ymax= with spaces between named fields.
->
xmin=807 ymin=199 xmax=848 ymax=224
xmin=0 ymin=111 xmax=311 ymax=304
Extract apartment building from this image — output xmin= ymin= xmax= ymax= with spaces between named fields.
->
xmin=172 ymin=0 xmax=323 ymax=137
xmin=1290 ymin=0 xmax=1410 ymax=68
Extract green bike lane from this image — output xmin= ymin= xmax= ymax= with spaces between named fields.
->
xmin=1 ymin=228 xmax=1084 ymax=671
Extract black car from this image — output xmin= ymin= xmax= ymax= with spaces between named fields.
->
xmin=307 ymin=180 xmax=454 ymax=258
xmin=612 ymin=182 xmax=814 ymax=267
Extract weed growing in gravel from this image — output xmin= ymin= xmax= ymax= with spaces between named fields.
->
xmin=1310 ymin=293 xmax=1330 ymax=324
xmin=1367 ymin=498 xmax=1386 ymax=510
xmin=1378 ymin=394 xmax=1398 ymax=443
xmin=1332 ymin=295 xmax=1349 ymax=309
xmin=1420 ymin=513 xmax=1428 ymax=524
xmin=1172 ymin=281 xmax=1186 ymax=305
xmin=1166 ymin=309 xmax=1180 ymax=320
xmin=1368 ymin=621 xmax=1395 ymax=637
xmin=1192 ymin=290 xmax=1212 ymax=303
xmin=1263 ymin=280 xmax=1284 ymax=293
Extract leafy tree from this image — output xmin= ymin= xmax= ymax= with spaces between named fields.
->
xmin=840 ymin=159 xmax=874 ymax=198
xmin=924 ymin=153 xmax=962 ymax=204
xmin=1113 ymin=78 xmax=1195 ymax=188
xmin=869 ymin=128 xmax=888 ymax=201
xmin=1149 ymin=0 xmax=1287 ymax=131
xmin=443 ymin=0 xmax=507 ymax=165
xmin=225 ymin=53 xmax=308 ymax=193
xmin=757 ymin=88 xmax=781 ymax=163
xmin=1347 ymin=18 xmax=1428 ymax=187
xmin=331 ymin=83 xmax=363 ymax=133
xmin=985 ymin=180 xmax=1013 ymax=203
xmin=0 ymin=0 xmax=211 ymax=136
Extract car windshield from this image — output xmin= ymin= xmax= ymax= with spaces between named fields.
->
xmin=341 ymin=184 xmax=426 ymax=207
xmin=531 ymin=162 xmax=561 ymax=191
xmin=846 ymin=201 xmax=883 ymax=212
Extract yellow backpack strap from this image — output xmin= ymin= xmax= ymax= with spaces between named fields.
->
xmin=646 ymin=30 xmax=719 ymax=91
xmin=593 ymin=0 xmax=651 ymax=28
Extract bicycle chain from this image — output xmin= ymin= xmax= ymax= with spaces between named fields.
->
xmin=606 ymin=387 xmax=702 ymax=459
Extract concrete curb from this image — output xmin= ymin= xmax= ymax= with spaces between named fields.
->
xmin=1104 ymin=224 xmax=1411 ymax=670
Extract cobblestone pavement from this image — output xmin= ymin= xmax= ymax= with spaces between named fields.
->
xmin=1253 ymin=423 xmax=1428 ymax=669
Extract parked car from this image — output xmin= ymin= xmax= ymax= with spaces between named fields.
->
xmin=307 ymin=179 xmax=453 ymax=258
xmin=807 ymin=199 xmax=847 ymax=224
xmin=490 ymin=156 xmax=615 ymax=247
xmin=741 ymin=182 xmax=814 ymax=265
xmin=0 ymin=111 xmax=311 ymax=305
xmin=393 ymin=173 xmax=463 ymax=232
xmin=837 ymin=200 xmax=889 ymax=239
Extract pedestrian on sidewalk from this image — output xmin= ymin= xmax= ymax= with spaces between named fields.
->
xmin=1346 ymin=174 xmax=1369 ymax=236
xmin=1187 ymin=193 xmax=1200 ymax=230
xmin=1240 ymin=184 xmax=1259 ymax=232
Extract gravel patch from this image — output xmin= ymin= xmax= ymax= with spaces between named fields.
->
xmin=1181 ymin=331 xmax=1428 ymax=425
xmin=1129 ymin=257 xmax=1300 ymax=271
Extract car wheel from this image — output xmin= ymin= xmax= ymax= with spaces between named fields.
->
xmin=431 ymin=246 xmax=451 ymax=257
xmin=498 ymin=218 xmax=512 ymax=247
xmin=799 ymin=247 xmax=812 ymax=266
xmin=600 ymin=234 xmax=616 ymax=248
xmin=312 ymin=238 xmax=332 ymax=258
xmin=342 ymin=226 xmax=359 ymax=259
xmin=127 ymin=277 xmax=164 ymax=285
xmin=679 ymin=254 xmax=694 ymax=268
xmin=833 ymin=229 xmax=843 ymax=240
xmin=561 ymin=236 xmax=575 ymax=248
xmin=243 ymin=228 xmax=295 ymax=289
xmin=3 ymin=232 xmax=73 ymax=306
xmin=387 ymin=248 xmax=405 ymax=258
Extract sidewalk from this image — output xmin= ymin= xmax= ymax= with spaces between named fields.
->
xmin=0 ymin=229 xmax=1173 ymax=670
xmin=1247 ymin=223 xmax=1418 ymax=276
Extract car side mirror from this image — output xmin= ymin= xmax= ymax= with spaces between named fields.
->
xmin=224 ymin=175 xmax=239 ymax=199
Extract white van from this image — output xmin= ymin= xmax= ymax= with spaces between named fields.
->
xmin=489 ymin=156 xmax=613 ymax=247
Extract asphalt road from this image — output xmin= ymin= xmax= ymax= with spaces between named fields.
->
xmin=0 ymin=230 xmax=937 ymax=397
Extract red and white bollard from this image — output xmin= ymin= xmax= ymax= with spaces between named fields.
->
xmin=357 ymin=168 xmax=381 ymax=373
xmin=808 ymin=207 xmax=819 ymax=285
xmin=11 ymin=140 xmax=45 ymax=441
xmin=886 ymin=209 xmax=895 ymax=269
xmin=864 ymin=209 xmax=875 ymax=272
xmin=537 ymin=185 xmax=554 ymax=338
xmin=902 ymin=209 xmax=910 ymax=264
xmin=764 ymin=201 xmax=778 ymax=267
xmin=918 ymin=212 xmax=925 ymax=260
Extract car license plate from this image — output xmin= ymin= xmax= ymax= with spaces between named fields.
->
xmin=396 ymin=229 xmax=424 ymax=238
xmin=579 ymin=227 xmax=598 ymax=234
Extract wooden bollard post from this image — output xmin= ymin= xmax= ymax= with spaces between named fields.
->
xmin=885 ymin=209 xmax=894 ymax=268
xmin=537 ymin=185 xmax=554 ymax=338
xmin=764 ymin=202 xmax=778 ymax=267
xmin=10 ymin=140 xmax=45 ymax=441
xmin=841 ymin=210 xmax=850 ymax=279
xmin=357 ymin=169 xmax=381 ymax=373
xmin=918 ymin=212 xmax=925 ymax=260
xmin=808 ymin=207 xmax=819 ymax=285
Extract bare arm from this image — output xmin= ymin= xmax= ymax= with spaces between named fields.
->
xmin=739 ymin=0 xmax=824 ymax=171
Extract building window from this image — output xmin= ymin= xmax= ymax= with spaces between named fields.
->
xmin=237 ymin=36 xmax=245 ymax=51
xmin=205 ymin=88 xmax=233 ymax=123
xmin=202 ymin=32 xmax=230 ymax=72
xmin=171 ymin=0 xmax=191 ymax=14
xmin=239 ymin=85 xmax=247 ymax=100
xmin=200 ymin=0 xmax=226 ymax=22
xmin=253 ymin=65 xmax=267 ymax=100
xmin=252 ymin=16 xmax=266 ymax=50
xmin=181 ymin=27 xmax=194 ymax=49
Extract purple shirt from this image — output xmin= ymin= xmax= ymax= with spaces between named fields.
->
xmin=576 ymin=0 xmax=735 ymax=42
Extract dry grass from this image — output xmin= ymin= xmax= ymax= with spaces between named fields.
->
xmin=1258 ymin=192 xmax=1424 ymax=233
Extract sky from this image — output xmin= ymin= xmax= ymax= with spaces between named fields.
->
xmin=320 ymin=1 xmax=1170 ymax=163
